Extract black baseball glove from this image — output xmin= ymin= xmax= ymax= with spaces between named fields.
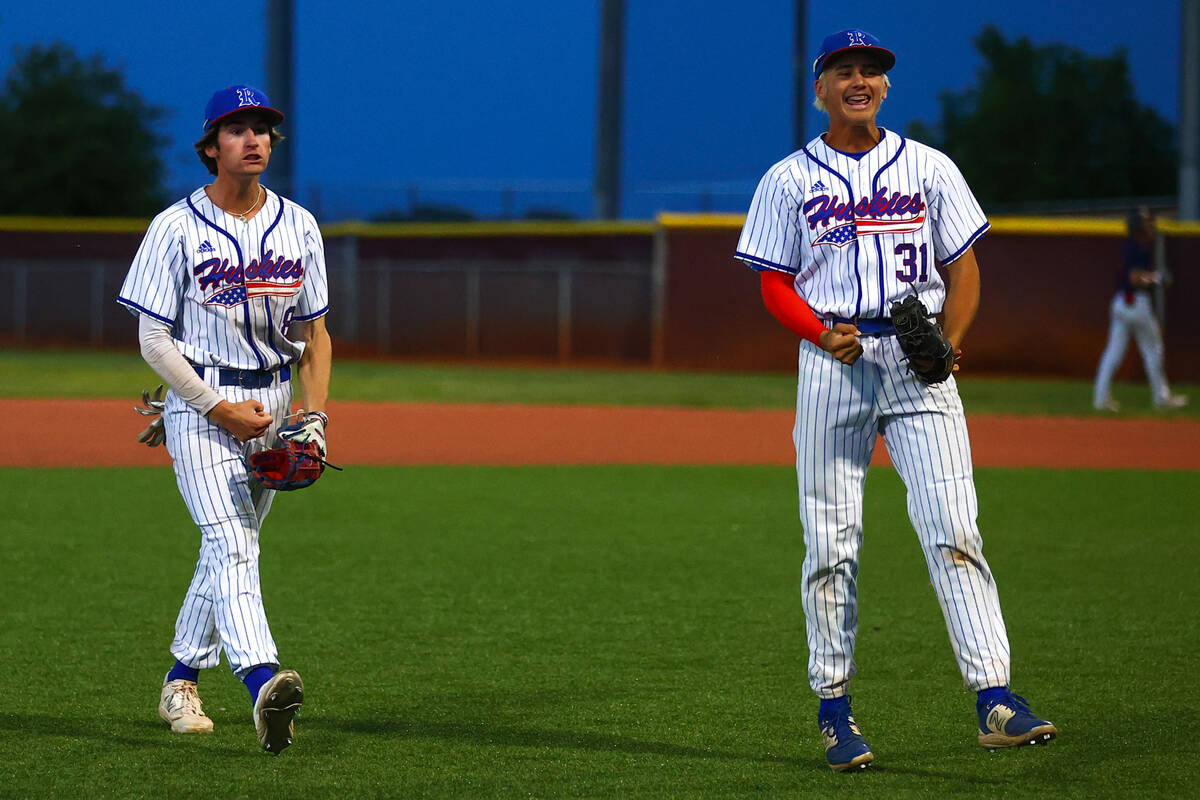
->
xmin=890 ymin=295 xmax=955 ymax=384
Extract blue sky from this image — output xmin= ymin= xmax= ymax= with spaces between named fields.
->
xmin=0 ymin=1 xmax=1184 ymax=220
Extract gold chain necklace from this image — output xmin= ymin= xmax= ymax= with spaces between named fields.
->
xmin=224 ymin=185 xmax=264 ymax=222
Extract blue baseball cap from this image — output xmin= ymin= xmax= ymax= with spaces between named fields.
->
xmin=203 ymin=85 xmax=285 ymax=130
xmin=812 ymin=29 xmax=896 ymax=79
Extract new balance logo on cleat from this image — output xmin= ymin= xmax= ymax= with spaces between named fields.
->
xmin=197 ymin=240 xmax=215 ymax=254
xmin=811 ymin=180 xmax=829 ymax=192
xmin=820 ymin=708 xmax=873 ymax=772
xmin=977 ymin=692 xmax=1058 ymax=750
xmin=986 ymin=705 xmax=1015 ymax=733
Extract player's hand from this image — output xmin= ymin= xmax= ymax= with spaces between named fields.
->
xmin=208 ymin=399 xmax=273 ymax=441
xmin=819 ymin=323 xmax=863 ymax=365
xmin=278 ymin=410 xmax=327 ymax=458
xmin=1130 ymin=269 xmax=1158 ymax=287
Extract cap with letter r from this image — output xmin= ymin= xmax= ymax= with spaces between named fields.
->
xmin=812 ymin=29 xmax=896 ymax=79
xmin=203 ymin=85 xmax=285 ymax=131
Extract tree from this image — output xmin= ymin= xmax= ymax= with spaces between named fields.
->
xmin=906 ymin=26 xmax=1177 ymax=207
xmin=0 ymin=42 xmax=168 ymax=216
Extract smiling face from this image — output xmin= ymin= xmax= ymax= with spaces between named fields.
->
xmin=814 ymin=52 xmax=889 ymax=128
xmin=204 ymin=112 xmax=273 ymax=178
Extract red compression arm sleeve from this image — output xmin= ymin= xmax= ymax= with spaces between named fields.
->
xmin=760 ymin=271 xmax=827 ymax=345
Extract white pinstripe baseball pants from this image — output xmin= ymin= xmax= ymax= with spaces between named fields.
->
xmin=1093 ymin=291 xmax=1174 ymax=406
xmin=163 ymin=373 xmax=293 ymax=677
xmin=794 ymin=334 xmax=1011 ymax=698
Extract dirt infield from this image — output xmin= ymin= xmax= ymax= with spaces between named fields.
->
xmin=2 ymin=398 xmax=1198 ymax=470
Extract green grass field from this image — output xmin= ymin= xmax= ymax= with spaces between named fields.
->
xmin=2 ymin=466 xmax=1198 ymax=798
xmin=1 ymin=347 xmax=1197 ymax=417
xmin=1 ymin=350 xmax=1197 ymax=797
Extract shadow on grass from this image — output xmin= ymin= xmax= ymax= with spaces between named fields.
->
xmin=0 ymin=712 xmax=157 ymax=740
xmin=315 ymin=715 xmax=799 ymax=765
xmin=312 ymin=715 xmax=1003 ymax=786
xmin=0 ymin=711 xmax=1015 ymax=787
xmin=0 ymin=713 xmax=249 ymax=757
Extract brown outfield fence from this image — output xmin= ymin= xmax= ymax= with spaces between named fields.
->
xmin=0 ymin=214 xmax=1196 ymax=381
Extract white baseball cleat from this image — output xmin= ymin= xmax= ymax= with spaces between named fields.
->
xmin=1093 ymin=398 xmax=1121 ymax=413
xmin=159 ymin=677 xmax=214 ymax=733
xmin=253 ymin=669 xmax=304 ymax=754
xmin=1154 ymin=393 xmax=1188 ymax=409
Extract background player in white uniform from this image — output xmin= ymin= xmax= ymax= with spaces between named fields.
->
xmin=735 ymin=30 xmax=1056 ymax=771
xmin=1092 ymin=206 xmax=1188 ymax=411
xmin=117 ymin=85 xmax=331 ymax=754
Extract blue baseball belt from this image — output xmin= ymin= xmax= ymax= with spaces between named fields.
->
xmin=192 ymin=363 xmax=292 ymax=389
xmin=831 ymin=316 xmax=896 ymax=337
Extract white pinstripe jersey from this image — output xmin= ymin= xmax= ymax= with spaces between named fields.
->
xmin=735 ymin=129 xmax=988 ymax=320
xmin=118 ymin=186 xmax=329 ymax=370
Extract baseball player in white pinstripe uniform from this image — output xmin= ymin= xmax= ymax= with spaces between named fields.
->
xmin=1092 ymin=206 xmax=1188 ymax=411
xmin=736 ymin=30 xmax=1056 ymax=770
xmin=118 ymin=85 xmax=331 ymax=754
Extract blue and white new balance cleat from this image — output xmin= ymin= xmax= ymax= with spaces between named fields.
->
xmin=977 ymin=691 xmax=1057 ymax=749
xmin=819 ymin=703 xmax=874 ymax=771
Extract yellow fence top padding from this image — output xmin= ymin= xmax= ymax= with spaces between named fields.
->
xmin=1157 ymin=219 xmax=1200 ymax=236
xmin=0 ymin=216 xmax=152 ymax=233
xmin=656 ymin=212 xmax=745 ymax=229
xmin=987 ymin=216 xmax=1125 ymax=235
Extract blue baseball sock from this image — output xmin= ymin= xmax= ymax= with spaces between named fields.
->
xmin=819 ymin=695 xmax=851 ymax=719
xmin=977 ymin=686 xmax=1009 ymax=706
xmin=166 ymin=660 xmax=199 ymax=683
xmin=243 ymin=666 xmax=276 ymax=705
